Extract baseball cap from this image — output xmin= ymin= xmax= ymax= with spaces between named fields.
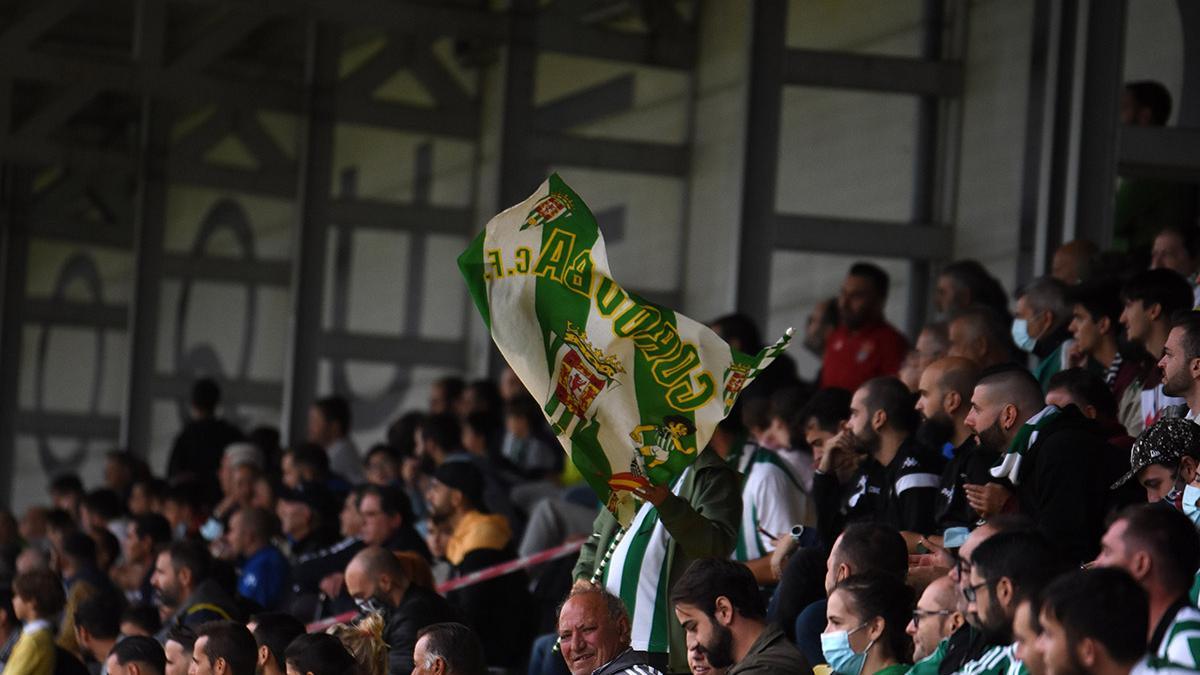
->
xmin=433 ymin=461 xmax=486 ymax=510
xmin=1111 ymin=417 xmax=1200 ymax=489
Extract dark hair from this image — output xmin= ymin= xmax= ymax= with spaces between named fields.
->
xmin=357 ymin=484 xmax=415 ymax=524
xmin=75 ymin=588 xmax=126 ymax=640
xmin=48 ymin=473 xmax=84 ymax=496
xmin=83 ymin=489 xmax=125 ymax=521
xmin=836 ymin=522 xmax=909 ymax=579
xmin=62 ymin=531 xmax=97 ymax=567
xmin=462 ymin=411 xmax=498 ymax=441
xmin=971 ymin=531 xmax=1066 ymax=604
xmin=133 ymin=478 xmax=169 ymax=504
xmin=13 ymin=569 xmax=65 ymax=617
xmin=670 ymin=558 xmax=766 ymax=620
xmin=1046 ymin=368 xmax=1118 ymax=420
xmin=416 ymin=623 xmax=488 ymax=675
xmin=740 ymin=397 xmax=772 ymax=432
xmin=386 ymin=412 xmax=426 ymax=458
xmin=949 ymin=305 xmax=1017 ymax=356
xmin=313 ymin=395 xmax=352 ymax=435
xmin=1157 ymin=225 xmax=1200 ymax=260
xmin=817 ymin=297 xmax=840 ymax=328
xmin=165 ymin=624 xmax=197 ymax=652
xmin=46 ymin=508 xmax=77 ymax=536
xmin=365 ymin=443 xmax=399 ymax=465
xmin=1125 ymin=80 xmax=1172 ymax=125
xmin=197 ymin=621 xmax=257 ymax=675
xmin=465 ymin=379 xmax=503 ymax=416
xmin=283 ymin=633 xmax=357 ymax=675
xmin=163 ymin=479 xmax=206 ymax=512
xmin=166 ymin=539 xmax=212 ymax=584
xmin=192 ymin=378 xmax=221 ymax=412
xmin=1117 ymin=504 xmax=1200 ymax=596
xmin=504 ymin=395 xmax=544 ymax=427
xmin=860 ymin=377 xmax=918 ymax=434
xmin=799 ymin=387 xmax=851 ymax=434
xmin=1067 ymin=278 xmax=1123 ymax=327
xmin=90 ymin=526 xmax=120 ymax=570
xmin=121 ymin=603 xmax=163 ymax=636
xmin=1170 ymin=311 xmax=1200 ymax=362
xmin=849 ymin=262 xmax=890 ymax=299
xmin=234 ymin=507 xmax=277 ymax=543
xmin=250 ymin=612 xmax=306 ymax=669
xmin=709 ymin=313 xmax=765 ymax=353
xmin=1121 ymin=269 xmax=1195 ymax=321
xmin=288 ymin=443 xmax=331 ymax=477
xmin=434 ymin=376 xmax=466 ymax=403
xmin=420 ymin=413 xmax=462 ymax=452
xmin=833 ymin=573 xmax=915 ymax=663
xmin=939 ymin=260 xmax=1011 ymax=317
xmin=0 ymin=589 xmax=13 ymax=628
xmin=110 ymin=635 xmax=166 ymax=675
xmin=1041 ymin=568 xmax=1148 ymax=664
xmin=976 ymin=364 xmax=1045 ymax=413
xmin=133 ymin=513 xmax=172 ymax=548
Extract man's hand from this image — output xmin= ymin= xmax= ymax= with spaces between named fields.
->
xmin=572 ymin=579 xmax=598 ymax=593
xmin=1066 ymin=341 xmax=1088 ymax=369
xmin=319 ymin=572 xmax=344 ymax=598
xmin=964 ymin=482 xmax=1012 ymax=519
xmin=769 ymin=533 xmax=799 ymax=581
xmin=632 ymin=483 xmax=671 ymax=507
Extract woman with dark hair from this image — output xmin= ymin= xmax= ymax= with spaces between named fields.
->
xmin=821 ymin=573 xmax=915 ymax=675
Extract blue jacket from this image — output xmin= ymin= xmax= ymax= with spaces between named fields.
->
xmin=239 ymin=546 xmax=290 ymax=610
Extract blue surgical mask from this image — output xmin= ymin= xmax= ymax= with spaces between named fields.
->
xmin=1011 ymin=319 xmax=1037 ymax=353
xmin=1182 ymin=484 xmax=1200 ymax=526
xmin=821 ymin=623 xmax=873 ymax=675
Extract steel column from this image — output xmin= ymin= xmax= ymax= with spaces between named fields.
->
xmin=0 ymin=167 xmax=32 ymax=507
xmin=1074 ymin=0 xmax=1127 ymax=249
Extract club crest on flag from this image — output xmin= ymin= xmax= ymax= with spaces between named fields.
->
xmin=722 ymin=362 xmax=752 ymax=414
xmin=522 ymin=192 xmax=575 ymax=231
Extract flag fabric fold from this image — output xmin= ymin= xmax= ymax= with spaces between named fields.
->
xmin=459 ymin=174 xmax=792 ymax=526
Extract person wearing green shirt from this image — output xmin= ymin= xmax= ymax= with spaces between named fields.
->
xmin=904 ymin=576 xmax=963 ymax=675
xmin=822 ymin=573 xmax=915 ymax=675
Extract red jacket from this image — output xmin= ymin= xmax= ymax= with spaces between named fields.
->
xmin=818 ymin=320 xmax=909 ymax=391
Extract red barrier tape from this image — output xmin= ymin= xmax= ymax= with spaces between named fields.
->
xmin=305 ymin=539 xmax=585 ymax=632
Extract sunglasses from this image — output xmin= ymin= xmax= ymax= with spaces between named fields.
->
xmin=911 ymin=609 xmax=953 ymax=627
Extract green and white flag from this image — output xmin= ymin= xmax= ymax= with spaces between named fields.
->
xmin=458 ymin=174 xmax=792 ymax=526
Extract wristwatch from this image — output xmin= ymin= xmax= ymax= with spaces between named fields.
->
xmin=790 ymin=525 xmax=805 ymax=545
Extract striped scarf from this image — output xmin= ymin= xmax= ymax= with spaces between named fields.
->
xmin=990 ymin=406 xmax=1062 ymax=485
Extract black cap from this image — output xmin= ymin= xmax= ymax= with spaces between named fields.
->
xmin=1112 ymin=417 xmax=1200 ymax=489
xmin=433 ymin=461 xmax=485 ymax=510
xmin=278 ymin=482 xmax=338 ymax=521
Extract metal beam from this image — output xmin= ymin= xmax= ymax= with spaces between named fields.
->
xmin=536 ymin=14 xmax=694 ymax=69
xmin=773 ymin=215 xmax=952 ymax=260
xmin=301 ymin=0 xmax=507 ymax=40
xmin=27 ymin=219 xmax=133 ymax=248
xmin=784 ymin=48 xmax=963 ymax=97
xmin=319 ymin=332 xmax=466 ymax=368
xmin=0 ymin=135 xmax=138 ymax=171
xmin=735 ymin=0 xmax=788 ymax=325
xmin=337 ymin=96 xmax=479 ymax=138
xmin=151 ymin=374 xmax=283 ymax=405
xmin=1178 ymin=0 xmax=1200 ymax=126
xmin=0 ymin=167 xmax=32 ymax=507
xmin=534 ymin=75 xmax=636 ymax=131
xmin=329 ymin=197 xmax=475 ymax=234
xmin=1016 ymin=0 xmax=1054 ymax=286
xmin=14 ymin=412 xmax=121 ymax=437
xmin=282 ymin=20 xmax=338 ymax=444
xmin=159 ymin=254 xmax=292 ymax=285
xmin=529 ymin=133 xmax=690 ymax=176
xmin=24 ymin=299 xmax=128 ymax=328
xmin=1073 ymin=0 xmax=1127 ymax=249
xmin=15 ymin=83 xmax=100 ymax=137
xmin=166 ymin=161 xmax=296 ymax=198
xmin=1118 ymin=126 xmax=1200 ymax=181
xmin=0 ymin=0 xmax=85 ymax=54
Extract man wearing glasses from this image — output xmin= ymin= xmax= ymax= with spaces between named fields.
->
xmin=905 ymin=575 xmax=963 ymax=672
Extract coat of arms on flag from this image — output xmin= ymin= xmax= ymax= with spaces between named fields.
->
xmin=459 ymin=173 xmax=792 ymax=526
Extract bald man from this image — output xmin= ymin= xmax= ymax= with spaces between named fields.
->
xmin=906 ymin=575 xmax=964 ymax=665
xmin=915 ymin=358 xmax=998 ymax=534
xmin=963 ymin=366 xmax=1116 ymax=563
xmin=947 ymin=307 xmax=1014 ymax=369
xmin=344 ymin=547 xmax=457 ymax=674
xmin=1050 ymin=240 xmax=1097 ymax=285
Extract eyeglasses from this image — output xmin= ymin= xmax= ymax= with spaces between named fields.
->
xmin=962 ymin=580 xmax=988 ymax=603
xmin=911 ymin=610 xmax=953 ymax=628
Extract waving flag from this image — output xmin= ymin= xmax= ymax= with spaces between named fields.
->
xmin=459 ymin=174 xmax=792 ymax=526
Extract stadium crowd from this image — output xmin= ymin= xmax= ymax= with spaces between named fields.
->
xmin=2 ymin=82 xmax=1200 ymax=675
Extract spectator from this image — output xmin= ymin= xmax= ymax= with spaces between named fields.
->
xmin=104 ymin=451 xmax=148 ymax=503
xmin=429 ymin=377 xmax=465 ymax=417
xmin=325 ymin=613 xmax=388 ymax=675
xmin=213 ymin=444 xmax=263 ymax=524
xmin=815 ymin=377 xmax=943 ymax=537
xmin=190 ymin=621 xmax=256 ymax=675
xmin=935 ymin=261 xmax=1011 ymax=321
xmin=343 ymin=547 xmax=457 ymax=674
xmin=160 ymin=480 xmax=205 ymax=541
xmin=1012 ymin=277 xmax=1072 ymax=389
xmin=224 ymin=508 xmax=289 ymax=610
xmin=959 ymin=531 xmax=1066 ymax=673
xmin=1045 ymin=368 xmax=1138 ymax=462
xmin=905 ymin=575 xmax=963 ymax=667
xmin=1150 ymin=226 xmax=1200 ymax=306
xmin=0 ymin=590 xmax=19 ymax=671
xmin=557 ymin=586 xmax=663 ymax=675
xmin=572 ymin=444 xmax=740 ymax=674
xmin=722 ymin=432 xmax=806 ymax=585
xmin=947 ymin=306 xmax=1016 ymax=369
xmin=1112 ymin=417 xmax=1200 ymax=506
xmin=73 ymin=587 xmax=126 ymax=672
xmin=283 ymin=633 xmax=355 ymax=675
xmin=1050 ymin=239 xmax=1098 ymax=285
xmin=802 ymin=297 xmax=839 ymax=360
xmin=4 ymin=569 xmax=65 ymax=675
xmin=247 ymin=612 xmax=305 ymax=675
xmin=105 ymin=635 xmax=165 ymax=675
xmin=499 ymin=397 xmax=559 ymax=477
xmin=963 ymin=366 xmax=1119 ymax=563
xmin=275 ymin=483 xmax=337 ymax=560
xmin=1093 ymin=504 xmax=1200 ymax=669
xmin=162 ymin=625 xmax=195 ymax=675
xmin=308 ymin=395 xmax=363 ymax=484
xmin=822 ymin=573 xmax=915 ymax=675
xmin=363 ymin=445 xmax=400 ymax=488
xmin=819 ymin=263 xmax=908 ymax=391
xmin=902 ymin=323 xmax=950 ymax=392
xmin=672 ymin=558 xmax=807 ymax=675
xmin=119 ymin=604 xmax=161 ymax=639
xmin=1159 ymin=311 xmax=1200 ymax=420
xmin=914 ymin=357 xmax=995 ymax=534
xmin=709 ymin=313 xmax=799 ymax=400
xmin=412 ymin=623 xmax=486 ymax=675
xmin=763 ymin=386 xmax=817 ymax=496
xmin=166 ymin=378 xmax=244 ymax=492
xmin=426 ymin=463 xmax=509 ymax=566
xmin=1035 ymin=569 xmax=1151 ymax=675
xmin=281 ymin=444 xmax=348 ymax=496
xmin=115 ymin=514 xmax=171 ymax=606
xmin=1010 ymin=595 xmax=1045 ymax=675
xmin=152 ymin=541 xmax=241 ymax=638
xmin=1120 ymin=269 xmax=1193 ymax=432
xmin=358 ymin=485 xmax=429 ymax=560
xmin=796 ymin=388 xmax=851 ymax=486
xmin=1065 ymin=279 xmax=1142 ymax=432
xmin=687 ymin=644 xmax=723 ymax=675
xmin=49 ymin=474 xmax=86 ymax=520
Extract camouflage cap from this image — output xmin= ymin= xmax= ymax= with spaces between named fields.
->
xmin=1111 ymin=417 xmax=1200 ymax=489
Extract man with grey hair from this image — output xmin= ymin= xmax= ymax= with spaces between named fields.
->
xmin=412 ymin=623 xmax=487 ymax=675
xmin=557 ymin=585 xmax=662 ymax=675
xmin=1012 ymin=276 xmax=1072 ymax=389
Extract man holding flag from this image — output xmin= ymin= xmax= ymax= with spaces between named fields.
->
xmin=458 ymin=174 xmax=792 ymax=672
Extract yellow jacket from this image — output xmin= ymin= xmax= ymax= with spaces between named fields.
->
xmin=445 ymin=511 xmax=511 ymax=566
xmin=3 ymin=623 xmax=55 ymax=675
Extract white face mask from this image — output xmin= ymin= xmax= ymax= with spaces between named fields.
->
xmin=1182 ymin=483 xmax=1200 ymax=526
